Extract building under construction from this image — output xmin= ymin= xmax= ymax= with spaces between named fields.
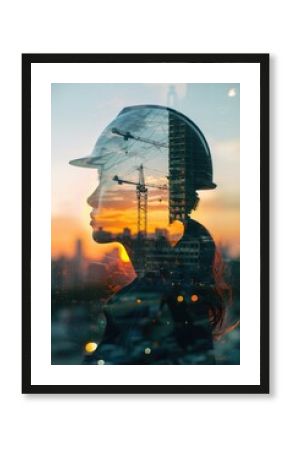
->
xmin=168 ymin=109 xmax=216 ymax=223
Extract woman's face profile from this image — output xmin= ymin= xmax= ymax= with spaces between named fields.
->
xmin=70 ymin=104 xmax=215 ymax=250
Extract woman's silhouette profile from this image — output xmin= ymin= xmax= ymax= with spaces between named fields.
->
xmin=70 ymin=105 xmax=225 ymax=364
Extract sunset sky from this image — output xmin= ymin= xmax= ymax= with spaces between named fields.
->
xmin=51 ymin=83 xmax=240 ymax=260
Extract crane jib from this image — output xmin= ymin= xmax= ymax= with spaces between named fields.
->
xmin=111 ymin=127 xmax=168 ymax=149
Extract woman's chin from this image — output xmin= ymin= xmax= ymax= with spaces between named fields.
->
xmin=92 ymin=230 xmax=113 ymax=244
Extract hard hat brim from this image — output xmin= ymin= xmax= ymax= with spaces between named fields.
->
xmin=69 ymin=156 xmax=105 ymax=168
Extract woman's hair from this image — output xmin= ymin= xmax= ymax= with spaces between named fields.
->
xmin=210 ymin=248 xmax=236 ymax=338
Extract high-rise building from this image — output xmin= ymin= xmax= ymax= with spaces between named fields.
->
xmin=169 ymin=111 xmax=194 ymax=222
xmin=168 ymin=110 xmax=214 ymax=223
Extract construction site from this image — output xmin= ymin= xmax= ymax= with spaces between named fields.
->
xmin=61 ymin=104 xmax=239 ymax=365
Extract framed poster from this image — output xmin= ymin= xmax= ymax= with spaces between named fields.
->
xmin=22 ymin=53 xmax=269 ymax=394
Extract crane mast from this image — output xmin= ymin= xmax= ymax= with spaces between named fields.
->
xmin=136 ymin=165 xmax=148 ymax=238
xmin=113 ymin=164 xmax=167 ymax=238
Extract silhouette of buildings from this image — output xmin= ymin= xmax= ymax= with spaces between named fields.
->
xmin=51 ymin=234 xmax=136 ymax=293
xmin=52 ymin=231 xmax=239 ymax=305
xmin=52 ymin=239 xmax=86 ymax=290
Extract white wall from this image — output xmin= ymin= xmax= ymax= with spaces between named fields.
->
xmin=0 ymin=1 xmax=286 ymax=449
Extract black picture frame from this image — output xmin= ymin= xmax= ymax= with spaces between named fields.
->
xmin=22 ymin=53 xmax=269 ymax=394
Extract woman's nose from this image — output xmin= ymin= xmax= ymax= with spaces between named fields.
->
xmin=87 ymin=186 xmax=101 ymax=208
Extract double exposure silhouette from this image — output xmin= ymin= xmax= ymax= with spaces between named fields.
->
xmin=70 ymin=105 xmax=225 ymax=364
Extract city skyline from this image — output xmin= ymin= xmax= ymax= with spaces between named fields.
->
xmin=52 ymin=231 xmax=239 ymax=293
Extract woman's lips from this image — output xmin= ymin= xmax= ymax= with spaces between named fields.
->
xmin=90 ymin=210 xmax=97 ymax=227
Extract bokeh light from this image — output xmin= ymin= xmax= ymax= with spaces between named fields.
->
xmin=84 ymin=342 xmax=98 ymax=353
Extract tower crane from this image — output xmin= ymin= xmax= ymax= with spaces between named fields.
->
xmin=111 ymin=127 xmax=168 ymax=149
xmin=113 ymin=164 xmax=167 ymax=237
